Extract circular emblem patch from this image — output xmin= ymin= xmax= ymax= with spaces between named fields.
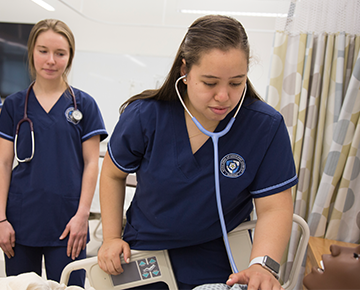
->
xmin=220 ymin=153 xmax=246 ymax=178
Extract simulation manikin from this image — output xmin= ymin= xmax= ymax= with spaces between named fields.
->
xmin=303 ymin=244 xmax=360 ymax=290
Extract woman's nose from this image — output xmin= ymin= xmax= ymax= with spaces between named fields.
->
xmin=330 ymin=244 xmax=341 ymax=257
xmin=46 ymin=53 xmax=55 ymax=64
xmin=214 ymin=87 xmax=229 ymax=102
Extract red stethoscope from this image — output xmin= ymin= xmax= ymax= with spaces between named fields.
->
xmin=14 ymin=82 xmax=83 ymax=163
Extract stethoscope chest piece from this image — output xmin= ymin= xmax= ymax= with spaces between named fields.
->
xmin=65 ymin=86 xmax=83 ymax=124
xmin=69 ymin=108 xmax=83 ymax=122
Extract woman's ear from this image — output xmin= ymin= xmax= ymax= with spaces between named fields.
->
xmin=180 ymin=59 xmax=188 ymax=84
xmin=180 ymin=59 xmax=187 ymax=78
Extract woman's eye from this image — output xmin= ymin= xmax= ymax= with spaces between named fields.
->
xmin=204 ymin=82 xmax=216 ymax=87
xmin=230 ymin=82 xmax=242 ymax=87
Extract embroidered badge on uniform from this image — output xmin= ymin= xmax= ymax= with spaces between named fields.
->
xmin=220 ymin=153 xmax=246 ymax=178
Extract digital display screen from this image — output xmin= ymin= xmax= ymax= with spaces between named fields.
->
xmin=265 ymin=256 xmax=280 ymax=272
xmin=111 ymin=262 xmax=141 ymax=285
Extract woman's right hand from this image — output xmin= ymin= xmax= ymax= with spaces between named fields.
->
xmin=97 ymin=238 xmax=131 ymax=275
xmin=0 ymin=220 xmax=15 ymax=259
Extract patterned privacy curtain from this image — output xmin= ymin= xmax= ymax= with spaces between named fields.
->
xmin=265 ymin=0 xmax=360 ymax=287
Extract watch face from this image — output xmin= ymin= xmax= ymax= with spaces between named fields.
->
xmin=264 ymin=256 xmax=280 ymax=273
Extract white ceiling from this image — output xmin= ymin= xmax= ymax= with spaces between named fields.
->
xmin=0 ymin=0 xmax=292 ymax=56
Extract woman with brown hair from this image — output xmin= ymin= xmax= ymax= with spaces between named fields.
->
xmin=98 ymin=15 xmax=296 ymax=290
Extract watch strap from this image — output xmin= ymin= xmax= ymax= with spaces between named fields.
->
xmin=248 ymin=256 xmax=280 ymax=280
xmin=248 ymin=256 xmax=264 ymax=267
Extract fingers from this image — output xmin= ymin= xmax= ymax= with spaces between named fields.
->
xmin=98 ymin=252 xmax=124 ymax=275
xmin=226 ymin=272 xmax=247 ymax=286
xmin=2 ymin=243 xmax=15 ymax=259
xmin=67 ymin=232 xmax=87 ymax=260
xmin=60 ymin=225 xmax=72 ymax=258
xmin=71 ymin=235 xmax=86 ymax=260
xmin=227 ymin=267 xmax=282 ymax=290
xmin=0 ymin=222 xmax=16 ymax=259
xmin=97 ymin=239 xmax=131 ymax=276
xmin=10 ymin=232 xmax=15 ymax=248
xmin=122 ymin=244 xmax=131 ymax=264
xmin=61 ymin=220 xmax=88 ymax=260
xmin=246 ymin=274 xmax=273 ymax=290
xmin=59 ymin=225 xmax=69 ymax=241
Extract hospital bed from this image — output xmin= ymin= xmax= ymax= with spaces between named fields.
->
xmin=60 ymin=214 xmax=309 ymax=290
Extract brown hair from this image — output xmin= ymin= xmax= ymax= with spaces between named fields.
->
xmin=120 ymin=14 xmax=260 ymax=113
xmin=27 ymin=19 xmax=75 ymax=83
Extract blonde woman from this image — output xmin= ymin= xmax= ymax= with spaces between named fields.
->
xmin=0 ymin=19 xmax=107 ymax=286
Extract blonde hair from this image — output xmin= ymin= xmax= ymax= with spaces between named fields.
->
xmin=27 ymin=19 xmax=75 ymax=83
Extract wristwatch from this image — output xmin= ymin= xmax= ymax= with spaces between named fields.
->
xmin=248 ymin=256 xmax=280 ymax=280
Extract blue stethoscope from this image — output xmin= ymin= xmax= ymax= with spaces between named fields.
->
xmin=14 ymin=82 xmax=83 ymax=163
xmin=175 ymin=75 xmax=247 ymax=273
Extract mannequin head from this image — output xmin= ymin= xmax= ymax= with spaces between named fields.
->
xmin=303 ymin=244 xmax=360 ymax=289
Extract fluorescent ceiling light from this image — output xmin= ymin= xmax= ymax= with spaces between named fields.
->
xmin=180 ymin=9 xmax=287 ymax=18
xmin=124 ymin=54 xmax=146 ymax=67
xmin=32 ymin=0 xmax=55 ymax=11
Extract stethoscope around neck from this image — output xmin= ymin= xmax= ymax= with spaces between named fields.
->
xmin=14 ymin=81 xmax=83 ymax=163
xmin=175 ymin=75 xmax=247 ymax=273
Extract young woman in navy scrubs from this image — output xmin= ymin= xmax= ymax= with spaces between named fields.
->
xmin=98 ymin=15 xmax=297 ymax=290
xmin=0 ymin=19 xmax=107 ymax=286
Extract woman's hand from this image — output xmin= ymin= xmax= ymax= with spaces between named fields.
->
xmin=0 ymin=220 xmax=15 ymax=259
xmin=97 ymin=238 xmax=131 ymax=275
xmin=226 ymin=264 xmax=283 ymax=290
xmin=59 ymin=211 xmax=89 ymax=260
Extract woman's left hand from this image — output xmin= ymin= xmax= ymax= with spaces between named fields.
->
xmin=226 ymin=264 xmax=283 ymax=290
xmin=59 ymin=212 xmax=89 ymax=260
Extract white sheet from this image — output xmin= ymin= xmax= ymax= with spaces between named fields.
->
xmin=0 ymin=272 xmax=95 ymax=290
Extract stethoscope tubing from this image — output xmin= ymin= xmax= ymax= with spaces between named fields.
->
xmin=14 ymin=82 xmax=36 ymax=163
xmin=14 ymin=82 xmax=79 ymax=163
xmin=14 ymin=118 xmax=35 ymax=163
xmin=175 ymin=75 xmax=247 ymax=273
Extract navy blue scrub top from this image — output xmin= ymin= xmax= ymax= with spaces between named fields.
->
xmin=0 ymin=87 xmax=108 ymax=247
xmin=109 ymin=98 xmax=297 ymax=248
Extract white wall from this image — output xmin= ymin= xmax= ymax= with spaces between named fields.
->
xmin=0 ymin=0 xmax=286 ymax=138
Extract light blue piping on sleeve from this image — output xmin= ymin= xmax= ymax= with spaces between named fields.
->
xmin=250 ymin=174 xmax=298 ymax=195
xmin=82 ymin=129 xmax=107 ymax=141
xmin=108 ymin=143 xmax=139 ymax=172
xmin=0 ymin=131 xmax=14 ymax=141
